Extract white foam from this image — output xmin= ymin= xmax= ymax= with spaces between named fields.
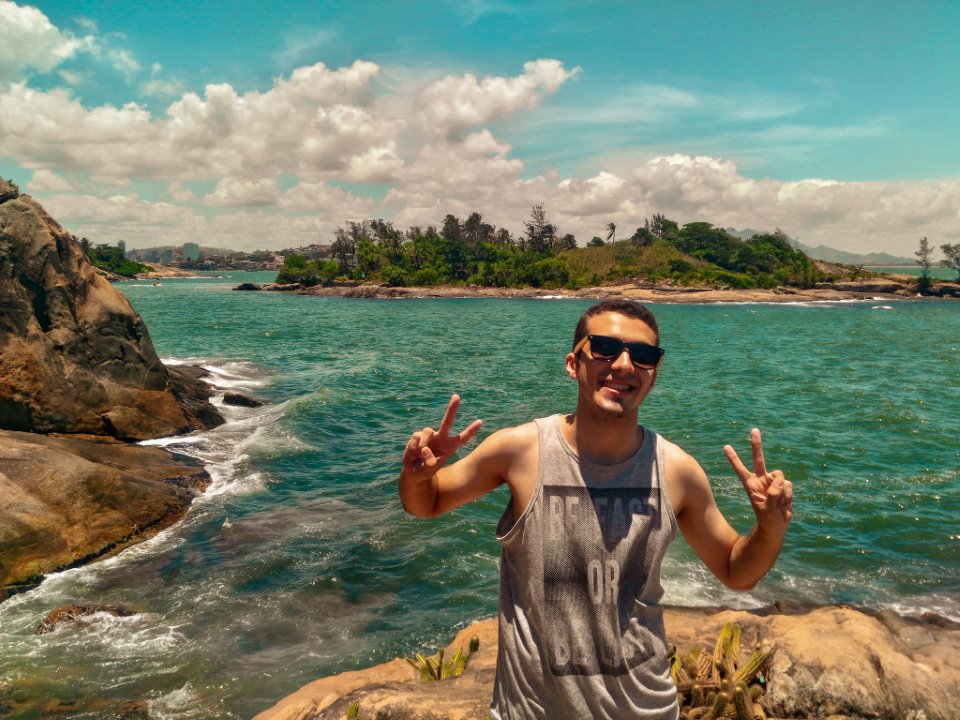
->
xmin=148 ymin=683 xmax=206 ymax=720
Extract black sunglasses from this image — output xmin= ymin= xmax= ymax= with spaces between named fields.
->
xmin=573 ymin=334 xmax=665 ymax=369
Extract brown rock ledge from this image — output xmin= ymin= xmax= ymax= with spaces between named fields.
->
xmin=294 ymin=281 xmax=951 ymax=304
xmin=0 ymin=429 xmax=211 ymax=600
xmin=253 ymin=604 xmax=960 ymax=720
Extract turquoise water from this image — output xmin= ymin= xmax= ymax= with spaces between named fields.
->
xmin=868 ymin=265 xmax=957 ymax=281
xmin=1 ymin=272 xmax=958 ymax=718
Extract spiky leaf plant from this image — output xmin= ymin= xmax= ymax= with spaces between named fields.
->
xmin=669 ymin=622 xmax=768 ymax=720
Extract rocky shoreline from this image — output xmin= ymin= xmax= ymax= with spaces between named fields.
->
xmin=254 ymin=603 xmax=960 ymax=720
xmin=0 ymin=179 xmax=224 ymax=600
xmin=0 ymin=429 xmax=211 ymax=600
xmin=235 ymin=277 xmax=960 ymax=303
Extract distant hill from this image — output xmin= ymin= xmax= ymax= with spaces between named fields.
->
xmin=724 ymin=227 xmax=914 ymax=266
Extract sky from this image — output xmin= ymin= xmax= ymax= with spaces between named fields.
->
xmin=1 ymin=0 xmax=958 ymax=256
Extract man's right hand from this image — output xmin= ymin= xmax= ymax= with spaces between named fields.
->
xmin=402 ymin=394 xmax=483 ymax=482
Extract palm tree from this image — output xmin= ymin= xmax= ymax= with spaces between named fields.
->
xmin=605 ymin=222 xmax=616 ymax=244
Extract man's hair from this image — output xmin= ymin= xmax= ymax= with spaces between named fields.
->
xmin=572 ymin=299 xmax=660 ymax=350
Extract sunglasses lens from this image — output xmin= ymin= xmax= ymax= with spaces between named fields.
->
xmin=628 ymin=345 xmax=662 ymax=367
xmin=589 ymin=336 xmax=622 ymax=359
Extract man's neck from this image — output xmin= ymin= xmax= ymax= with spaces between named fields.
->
xmin=561 ymin=403 xmax=643 ymax=465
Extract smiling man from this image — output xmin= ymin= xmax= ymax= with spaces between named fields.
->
xmin=399 ymin=298 xmax=793 ymax=720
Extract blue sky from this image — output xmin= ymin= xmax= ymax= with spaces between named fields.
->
xmin=1 ymin=0 xmax=958 ymax=254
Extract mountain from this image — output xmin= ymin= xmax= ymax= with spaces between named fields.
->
xmin=724 ymin=227 xmax=915 ymax=266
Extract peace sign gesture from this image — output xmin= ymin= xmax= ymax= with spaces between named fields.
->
xmin=402 ymin=395 xmax=483 ymax=482
xmin=724 ymin=428 xmax=793 ymax=535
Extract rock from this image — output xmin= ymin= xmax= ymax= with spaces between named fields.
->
xmin=264 ymin=283 xmax=301 ymax=291
xmin=233 ymin=282 xmax=263 ymax=291
xmin=0 ymin=179 xmax=19 ymax=204
xmin=934 ymin=282 xmax=960 ymax=297
xmin=816 ymin=279 xmax=910 ymax=294
xmin=253 ymin=605 xmax=960 ymax=720
xmin=0 ymin=187 xmax=224 ymax=439
xmin=0 ymin=429 xmax=211 ymax=599
xmin=223 ymin=392 xmax=264 ymax=407
xmin=34 ymin=604 xmax=137 ymax=634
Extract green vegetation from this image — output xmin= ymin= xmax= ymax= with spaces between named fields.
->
xmin=405 ymin=635 xmax=480 ymax=682
xmin=941 ymin=242 xmax=960 ymax=282
xmin=670 ymin=622 xmax=769 ymax=720
xmin=275 ymin=208 xmax=821 ymax=291
xmin=81 ymin=239 xmax=152 ymax=278
xmin=916 ymin=236 xmax=934 ymax=294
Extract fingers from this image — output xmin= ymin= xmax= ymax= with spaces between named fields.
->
xmin=437 ymin=394 xmax=461 ymax=437
xmin=750 ymin=428 xmax=767 ymax=477
xmin=403 ymin=431 xmax=422 ymax=466
xmin=723 ymin=444 xmax=751 ymax=483
xmin=455 ymin=418 xmax=484 ymax=446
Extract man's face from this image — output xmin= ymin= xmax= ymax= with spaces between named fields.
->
xmin=565 ymin=311 xmax=659 ymax=419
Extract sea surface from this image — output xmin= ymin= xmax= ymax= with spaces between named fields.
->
xmin=1 ymin=272 xmax=958 ymax=718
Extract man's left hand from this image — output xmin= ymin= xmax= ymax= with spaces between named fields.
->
xmin=724 ymin=428 xmax=794 ymax=535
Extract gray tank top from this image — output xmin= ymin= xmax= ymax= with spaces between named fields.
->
xmin=490 ymin=414 xmax=679 ymax=720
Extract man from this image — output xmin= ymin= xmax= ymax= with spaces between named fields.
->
xmin=399 ymin=298 xmax=793 ymax=720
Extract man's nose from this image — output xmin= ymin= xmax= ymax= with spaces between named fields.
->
xmin=611 ymin=348 xmax=634 ymax=370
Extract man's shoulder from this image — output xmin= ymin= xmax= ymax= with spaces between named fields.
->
xmin=657 ymin=434 xmax=705 ymax=476
xmin=485 ymin=419 xmax=540 ymax=451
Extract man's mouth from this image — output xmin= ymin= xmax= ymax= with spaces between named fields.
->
xmin=600 ymin=380 xmax=635 ymax=394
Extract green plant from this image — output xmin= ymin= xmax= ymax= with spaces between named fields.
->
xmin=669 ymin=622 xmax=768 ymax=720
xmin=406 ymin=635 xmax=480 ymax=681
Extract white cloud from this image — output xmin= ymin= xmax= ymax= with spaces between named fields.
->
xmin=419 ymin=59 xmax=579 ymax=136
xmin=107 ymin=47 xmax=140 ymax=81
xmin=0 ymin=2 xmax=94 ymax=82
xmin=204 ymin=177 xmax=281 ymax=207
xmin=0 ymin=60 xmax=404 ymax=184
xmin=167 ymin=181 xmax=197 ymax=203
xmin=27 ymin=168 xmax=81 ymax=193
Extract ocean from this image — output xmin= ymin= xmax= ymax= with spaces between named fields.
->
xmin=1 ymin=272 xmax=958 ymax=718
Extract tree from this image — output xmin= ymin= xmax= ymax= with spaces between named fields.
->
xmin=630 ymin=227 xmax=653 ymax=246
xmin=605 ymin=222 xmax=616 ymax=244
xmin=524 ymin=204 xmax=555 ymax=254
xmin=916 ymin=236 xmax=933 ymax=293
xmin=331 ymin=227 xmax=357 ymax=273
xmin=588 ymin=236 xmax=605 ymax=247
xmin=941 ymin=243 xmax=960 ymax=282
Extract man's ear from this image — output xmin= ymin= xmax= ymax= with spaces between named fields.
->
xmin=565 ymin=352 xmax=578 ymax=380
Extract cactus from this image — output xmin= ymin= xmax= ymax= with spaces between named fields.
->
xmin=405 ymin=643 xmax=471 ymax=681
xmin=670 ymin=622 xmax=769 ymax=720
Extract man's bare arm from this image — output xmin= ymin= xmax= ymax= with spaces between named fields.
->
xmin=399 ymin=394 xmax=514 ymax=518
xmin=670 ymin=429 xmax=793 ymax=591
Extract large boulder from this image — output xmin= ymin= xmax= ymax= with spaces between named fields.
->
xmin=253 ymin=605 xmax=960 ymax=720
xmin=0 ymin=429 xmax=211 ymax=599
xmin=0 ymin=180 xmax=223 ymax=439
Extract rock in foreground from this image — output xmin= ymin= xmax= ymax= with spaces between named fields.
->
xmin=253 ymin=605 xmax=960 ymax=720
xmin=0 ymin=179 xmax=223 ymax=439
xmin=0 ymin=429 xmax=211 ymax=599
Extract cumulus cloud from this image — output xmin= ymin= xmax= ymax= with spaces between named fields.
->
xmin=0 ymin=2 xmax=94 ymax=82
xmin=0 ymin=60 xmax=403 ymax=186
xmin=419 ymin=59 xmax=579 ymax=136
xmin=27 ymin=168 xmax=81 ymax=193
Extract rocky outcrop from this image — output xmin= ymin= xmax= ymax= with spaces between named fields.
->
xmin=0 ymin=179 xmax=223 ymax=440
xmin=254 ymin=605 xmax=960 ymax=720
xmin=0 ymin=429 xmax=211 ymax=599
xmin=34 ymin=604 xmax=137 ymax=634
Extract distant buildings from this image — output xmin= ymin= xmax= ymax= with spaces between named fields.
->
xmin=183 ymin=242 xmax=200 ymax=261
